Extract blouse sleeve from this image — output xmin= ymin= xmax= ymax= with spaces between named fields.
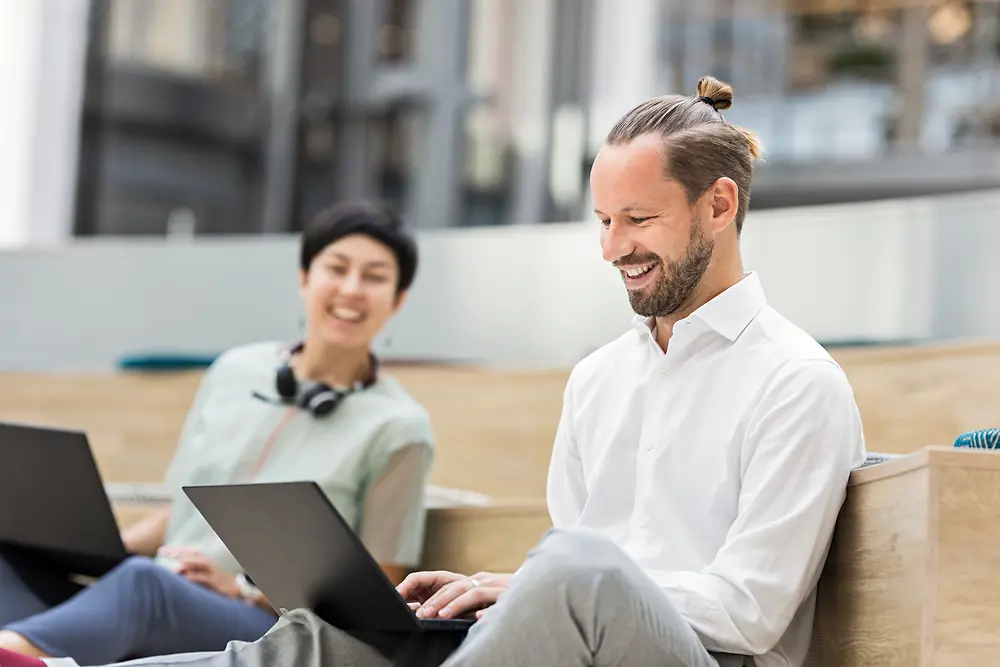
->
xmin=357 ymin=441 xmax=434 ymax=567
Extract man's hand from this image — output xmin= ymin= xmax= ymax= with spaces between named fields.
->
xmin=397 ymin=570 xmax=512 ymax=620
xmin=157 ymin=546 xmax=240 ymax=599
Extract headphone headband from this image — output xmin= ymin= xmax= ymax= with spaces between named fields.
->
xmin=272 ymin=341 xmax=379 ymax=417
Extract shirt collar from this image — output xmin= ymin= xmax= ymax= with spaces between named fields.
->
xmin=630 ymin=272 xmax=767 ymax=343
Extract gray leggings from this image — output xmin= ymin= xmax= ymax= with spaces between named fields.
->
xmin=0 ymin=550 xmax=277 ymax=664
xmin=54 ymin=529 xmax=749 ymax=667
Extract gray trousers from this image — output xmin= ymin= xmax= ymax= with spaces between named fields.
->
xmin=48 ymin=529 xmax=748 ymax=667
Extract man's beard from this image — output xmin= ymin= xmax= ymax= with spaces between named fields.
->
xmin=621 ymin=222 xmax=714 ymax=318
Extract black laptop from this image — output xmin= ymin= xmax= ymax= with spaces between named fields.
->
xmin=0 ymin=422 xmax=129 ymax=576
xmin=183 ymin=481 xmax=475 ymax=633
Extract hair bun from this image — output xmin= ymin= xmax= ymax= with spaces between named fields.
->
xmin=696 ymin=76 xmax=733 ymax=111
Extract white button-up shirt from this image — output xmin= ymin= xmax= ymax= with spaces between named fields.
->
xmin=547 ymin=272 xmax=866 ymax=667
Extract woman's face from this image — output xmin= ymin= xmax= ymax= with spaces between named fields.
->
xmin=300 ymin=234 xmax=405 ymax=351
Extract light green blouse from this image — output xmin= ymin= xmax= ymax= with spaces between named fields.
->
xmin=157 ymin=342 xmax=435 ymax=575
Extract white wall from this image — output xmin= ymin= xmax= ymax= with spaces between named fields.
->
xmin=1 ymin=189 xmax=998 ymax=372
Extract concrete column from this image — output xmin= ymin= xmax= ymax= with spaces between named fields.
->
xmin=894 ymin=5 xmax=930 ymax=152
xmin=973 ymin=0 xmax=1000 ymax=97
xmin=587 ymin=0 xmax=660 ymax=154
xmin=407 ymin=0 xmax=472 ymax=228
xmin=260 ymin=0 xmax=306 ymax=233
xmin=506 ymin=0 xmax=557 ymax=224
xmin=0 ymin=0 xmax=89 ymax=249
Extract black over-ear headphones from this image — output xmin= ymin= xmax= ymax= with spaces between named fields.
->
xmin=254 ymin=342 xmax=379 ymax=418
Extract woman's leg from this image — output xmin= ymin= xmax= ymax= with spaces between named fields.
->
xmin=0 ymin=548 xmax=81 ymax=627
xmin=1 ymin=557 xmax=277 ymax=665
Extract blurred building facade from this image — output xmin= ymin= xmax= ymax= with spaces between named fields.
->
xmin=7 ymin=0 xmax=1000 ymax=243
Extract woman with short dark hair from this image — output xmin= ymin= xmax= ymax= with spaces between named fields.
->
xmin=0 ymin=201 xmax=435 ymax=664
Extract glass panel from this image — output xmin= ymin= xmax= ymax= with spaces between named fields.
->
xmin=77 ymin=0 xmax=269 ymax=237
xmin=105 ymin=0 xmax=266 ymax=81
xmin=656 ymin=0 xmax=1000 ymax=163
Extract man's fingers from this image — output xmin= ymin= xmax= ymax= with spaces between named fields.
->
xmin=437 ymin=587 xmax=503 ymax=619
xmin=416 ymin=579 xmax=502 ymax=619
xmin=414 ymin=579 xmax=469 ymax=618
xmin=397 ymin=571 xmax=461 ymax=602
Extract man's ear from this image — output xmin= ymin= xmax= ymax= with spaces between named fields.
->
xmin=706 ymin=177 xmax=739 ymax=234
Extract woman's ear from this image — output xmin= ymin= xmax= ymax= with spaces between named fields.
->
xmin=392 ymin=289 xmax=409 ymax=314
xmin=298 ymin=268 xmax=309 ymax=296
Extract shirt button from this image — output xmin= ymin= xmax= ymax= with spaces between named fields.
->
xmin=660 ymin=370 xmax=668 ymax=378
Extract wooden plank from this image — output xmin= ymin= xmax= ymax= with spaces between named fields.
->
xmin=807 ymin=466 xmax=929 ymax=667
xmin=2 ymin=340 xmax=1000 ymax=500
xmin=830 ymin=343 xmax=1000 ymax=456
xmin=420 ymin=503 xmax=552 ymax=574
xmin=809 ymin=448 xmax=1000 ymax=667
xmin=112 ymin=501 xmax=552 ymax=575
xmin=931 ymin=464 xmax=1000 ymax=666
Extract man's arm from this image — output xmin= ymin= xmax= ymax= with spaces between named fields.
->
xmin=546 ymin=372 xmax=588 ymax=528
xmin=650 ymin=359 xmax=866 ymax=656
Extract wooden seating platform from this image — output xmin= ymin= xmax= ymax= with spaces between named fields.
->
xmin=2 ymin=339 xmax=1000 ymax=662
xmin=807 ymin=447 xmax=1000 ymax=667
xmin=0 ymin=364 xmax=563 ymax=573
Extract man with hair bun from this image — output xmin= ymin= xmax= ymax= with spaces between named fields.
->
xmin=12 ymin=75 xmax=865 ymax=667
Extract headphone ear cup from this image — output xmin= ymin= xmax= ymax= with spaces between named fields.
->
xmin=275 ymin=364 xmax=298 ymax=400
xmin=298 ymin=384 xmax=342 ymax=417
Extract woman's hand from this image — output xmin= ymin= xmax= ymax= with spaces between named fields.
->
xmin=397 ymin=570 xmax=512 ymax=620
xmin=157 ymin=546 xmax=241 ymax=599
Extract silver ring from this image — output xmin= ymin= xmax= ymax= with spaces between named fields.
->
xmin=468 ymin=577 xmax=480 ymax=588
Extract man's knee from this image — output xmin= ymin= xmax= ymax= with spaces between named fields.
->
xmin=523 ymin=528 xmax=632 ymax=584
xmin=535 ymin=528 xmax=627 ymax=566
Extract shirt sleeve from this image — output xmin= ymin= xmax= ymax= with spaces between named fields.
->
xmin=649 ymin=358 xmax=867 ymax=656
xmin=546 ymin=370 xmax=588 ymax=528
xmin=357 ymin=420 xmax=434 ymax=568
xmin=162 ymin=359 xmax=224 ymax=489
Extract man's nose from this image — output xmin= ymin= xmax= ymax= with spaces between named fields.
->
xmin=601 ymin=221 xmax=633 ymax=264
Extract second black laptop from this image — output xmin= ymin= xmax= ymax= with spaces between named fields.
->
xmin=183 ymin=481 xmax=475 ymax=633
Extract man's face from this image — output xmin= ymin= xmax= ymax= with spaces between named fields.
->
xmin=591 ymin=134 xmax=714 ymax=318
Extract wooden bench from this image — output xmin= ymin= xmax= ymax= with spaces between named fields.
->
xmin=2 ymin=340 xmax=1000 ymax=655
xmin=6 ymin=340 xmax=998 ymax=497
xmin=831 ymin=341 xmax=1000 ymax=455
xmin=0 ymin=365 xmax=560 ymax=573
xmin=0 ymin=364 xmax=568 ymax=502
xmin=807 ymin=447 xmax=1000 ymax=667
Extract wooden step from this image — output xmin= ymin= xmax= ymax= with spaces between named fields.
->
xmin=807 ymin=447 xmax=1000 ymax=667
